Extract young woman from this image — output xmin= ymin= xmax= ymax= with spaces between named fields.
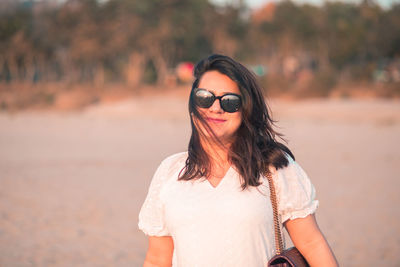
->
xmin=138 ymin=54 xmax=338 ymax=267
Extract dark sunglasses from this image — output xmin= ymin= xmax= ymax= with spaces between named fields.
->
xmin=193 ymin=88 xmax=242 ymax=113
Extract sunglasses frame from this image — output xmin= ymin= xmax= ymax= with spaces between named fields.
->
xmin=193 ymin=88 xmax=242 ymax=113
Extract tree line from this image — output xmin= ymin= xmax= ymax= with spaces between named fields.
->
xmin=1 ymin=0 xmax=399 ymax=92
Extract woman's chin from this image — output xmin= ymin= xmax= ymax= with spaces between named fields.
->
xmin=207 ymin=133 xmax=235 ymax=144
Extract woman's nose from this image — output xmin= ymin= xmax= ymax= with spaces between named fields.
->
xmin=209 ymin=99 xmax=224 ymax=113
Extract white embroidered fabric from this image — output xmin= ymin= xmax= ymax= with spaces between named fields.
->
xmin=138 ymin=152 xmax=318 ymax=267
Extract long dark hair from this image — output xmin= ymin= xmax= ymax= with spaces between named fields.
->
xmin=178 ymin=54 xmax=294 ymax=189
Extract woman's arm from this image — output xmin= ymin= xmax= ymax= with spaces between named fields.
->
xmin=284 ymin=214 xmax=338 ymax=267
xmin=143 ymin=236 xmax=174 ymax=267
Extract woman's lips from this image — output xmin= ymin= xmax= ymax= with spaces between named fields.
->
xmin=206 ymin=117 xmax=226 ymax=123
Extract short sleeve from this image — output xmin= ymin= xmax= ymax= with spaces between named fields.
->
xmin=138 ymin=159 xmax=171 ymax=236
xmin=272 ymin=156 xmax=319 ymax=223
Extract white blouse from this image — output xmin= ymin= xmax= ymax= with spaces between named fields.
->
xmin=138 ymin=152 xmax=318 ymax=267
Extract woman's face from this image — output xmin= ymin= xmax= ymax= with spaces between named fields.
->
xmin=195 ymin=70 xmax=242 ymax=143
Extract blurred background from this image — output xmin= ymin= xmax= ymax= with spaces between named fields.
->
xmin=0 ymin=0 xmax=399 ymax=266
xmin=0 ymin=0 xmax=400 ymax=107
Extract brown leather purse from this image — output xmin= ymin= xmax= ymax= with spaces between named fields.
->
xmin=265 ymin=171 xmax=310 ymax=267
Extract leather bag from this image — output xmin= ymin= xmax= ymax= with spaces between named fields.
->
xmin=265 ymin=171 xmax=309 ymax=267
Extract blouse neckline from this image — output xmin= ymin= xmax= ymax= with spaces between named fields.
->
xmin=204 ymin=166 xmax=233 ymax=190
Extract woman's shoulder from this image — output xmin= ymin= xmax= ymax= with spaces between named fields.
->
xmin=267 ymin=152 xmax=315 ymax=197
xmin=267 ymin=151 xmax=295 ymax=174
xmin=147 ymin=151 xmax=188 ymax=190
xmin=265 ymin=152 xmax=313 ymax=192
xmin=156 ymin=151 xmax=188 ymax=176
xmin=159 ymin=151 xmax=188 ymax=167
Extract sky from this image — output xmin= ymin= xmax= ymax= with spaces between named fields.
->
xmin=210 ymin=0 xmax=399 ymax=9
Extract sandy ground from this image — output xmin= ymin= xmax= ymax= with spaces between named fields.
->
xmin=0 ymin=95 xmax=399 ymax=266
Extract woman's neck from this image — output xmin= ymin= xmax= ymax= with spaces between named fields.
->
xmin=201 ymin=138 xmax=231 ymax=166
xmin=202 ymin=143 xmax=231 ymax=180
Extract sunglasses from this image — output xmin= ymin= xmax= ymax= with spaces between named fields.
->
xmin=193 ymin=88 xmax=242 ymax=113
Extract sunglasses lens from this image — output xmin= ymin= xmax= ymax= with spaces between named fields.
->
xmin=221 ymin=94 xmax=241 ymax=113
xmin=194 ymin=89 xmax=215 ymax=108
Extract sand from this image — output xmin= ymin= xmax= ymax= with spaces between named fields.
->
xmin=0 ymin=95 xmax=399 ymax=266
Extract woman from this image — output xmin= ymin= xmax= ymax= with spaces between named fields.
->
xmin=138 ymin=54 xmax=338 ymax=266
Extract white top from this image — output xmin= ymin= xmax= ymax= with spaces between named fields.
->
xmin=138 ymin=152 xmax=318 ymax=267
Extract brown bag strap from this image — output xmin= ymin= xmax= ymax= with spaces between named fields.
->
xmin=265 ymin=171 xmax=284 ymax=255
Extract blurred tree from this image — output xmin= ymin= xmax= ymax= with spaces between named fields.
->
xmin=0 ymin=5 xmax=33 ymax=82
xmin=0 ymin=0 xmax=399 ymax=90
xmin=376 ymin=3 xmax=400 ymax=58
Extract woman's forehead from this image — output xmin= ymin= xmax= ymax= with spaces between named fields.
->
xmin=198 ymin=70 xmax=240 ymax=95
